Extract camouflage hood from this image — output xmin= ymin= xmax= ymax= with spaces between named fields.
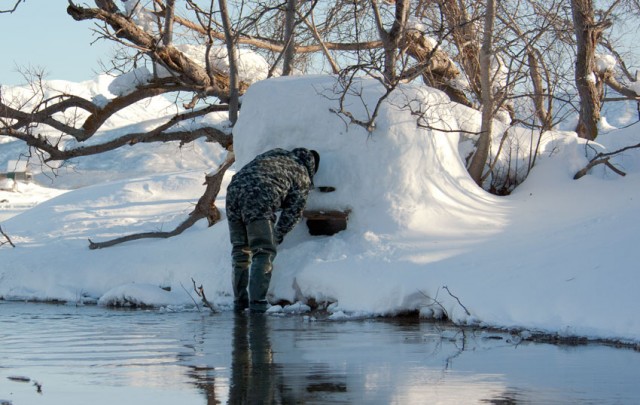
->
xmin=291 ymin=148 xmax=318 ymax=184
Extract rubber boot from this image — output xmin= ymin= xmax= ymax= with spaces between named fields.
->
xmin=246 ymin=219 xmax=277 ymax=312
xmin=228 ymin=219 xmax=250 ymax=311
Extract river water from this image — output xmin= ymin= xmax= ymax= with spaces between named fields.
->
xmin=1 ymin=301 xmax=638 ymax=404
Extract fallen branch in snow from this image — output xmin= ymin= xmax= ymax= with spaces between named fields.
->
xmin=191 ymin=278 xmax=216 ymax=313
xmin=88 ymin=225 xmax=195 ymax=249
xmin=0 ymin=225 xmax=15 ymax=248
xmin=574 ymin=157 xmax=626 ymax=179
xmin=88 ymin=152 xmax=235 ymax=249
xmin=573 ymin=141 xmax=640 ymax=179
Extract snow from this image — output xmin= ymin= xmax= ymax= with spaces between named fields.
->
xmin=108 ymin=67 xmax=153 ymax=97
xmin=1 ymin=73 xmax=640 ymax=344
xmin=122 ymin=0 xmax=158 ymax=34
xmin=595 ymin=53 xmax=617 ymax=73
xmin=156 ymin=43 xmax=270 ymax=85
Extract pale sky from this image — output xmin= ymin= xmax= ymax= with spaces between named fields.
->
xmin=0 ymin=1 xmax=114 ymax=86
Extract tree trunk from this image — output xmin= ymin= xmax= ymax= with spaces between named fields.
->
xmin=219 ymin=0 xmax=239 ymax=125
xmin=468 ymin=0 xmax=495 ymax=186
xmin=162 ymin=0 xmax=175 ymax=47
xmin=372 ymin=0 xmax=410 ymax=84
xmin=403 ymin=30 xmax=471 ymax=107
xmin=571 ymin=0 xmax=603 ymax=141
xmin=282 ymin=0 xmax=297 ymax=75
xmin=439 ymin=0 xmax=482 ymax=100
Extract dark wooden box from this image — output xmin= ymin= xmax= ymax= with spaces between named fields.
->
xmin=303 ymin=210 xmax=350 ymax=236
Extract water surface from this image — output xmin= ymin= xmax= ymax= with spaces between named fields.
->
xmin=1 ymin=302 xmax=638 ymax=404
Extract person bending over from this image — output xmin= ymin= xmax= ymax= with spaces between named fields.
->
xmin=225 ymin=147 xmax=320 ymax=313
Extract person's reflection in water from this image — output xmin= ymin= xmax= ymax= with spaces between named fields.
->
xmin=229 ymin=312 xmax=279 ymax=404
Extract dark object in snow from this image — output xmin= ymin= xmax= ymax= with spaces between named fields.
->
xmin=303 ymin=210 xmax=350 ymax=236
xmin=7 ymin=376 xmax=30 ymax=383
xmin=316 ymin=186 xmax=336 ymax=193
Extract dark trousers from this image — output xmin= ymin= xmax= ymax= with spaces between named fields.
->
xmin=228 ymin=218 xmax=277 ymax=311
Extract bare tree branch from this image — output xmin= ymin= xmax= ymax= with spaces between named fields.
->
xmin=573 ymin=140 xmax=640 ymax=179
xmin=298 ymin=7 xmax=341 ymax=74
xmin=2 ymin=81 xmax=202 ymax=142
xmin=168 ymin=8 xmax=384 ymax=54
xmin=0 ymin=0 xmax=23 ymax=14
xmin=67 ymin=1 xmax=246 ymax=99
xmin=602 ymin=73 xmax=640 ymax=101
xmin=4 ymin=104 xmax=232 ymax=162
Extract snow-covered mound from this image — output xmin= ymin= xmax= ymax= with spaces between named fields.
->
xmin=234 ymin=76 xmax=501 ymax=237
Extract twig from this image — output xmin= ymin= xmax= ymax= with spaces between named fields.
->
xmin=180 ymin=281 xmax=201 ymax=312
xmin=574 ymin=156 xmax=627 ymax=179
xmin=442 ymin=285 xmax=471 ymax=316
xmin=417 ymin=289 xmax=448 ymax=319
xmin=0 ymin=225 xmax=15 ymax=248
xmin=191 ymin=278 xmax=216 ymax=313
xmin=574 ymin=139 xmax=640 ymax=179
xmin=604 ymin=160 xmax=627 ymax=177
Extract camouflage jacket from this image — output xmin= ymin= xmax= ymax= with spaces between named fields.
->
xmin=226 ymin=148 xmax=316 ymax=242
